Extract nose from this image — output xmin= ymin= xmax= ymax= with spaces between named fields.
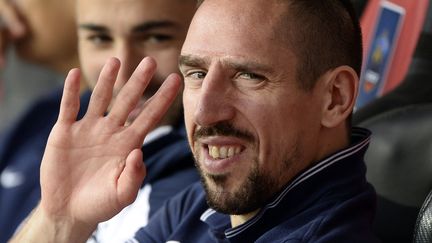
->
xmin=116 ymin=42 xmax=144 ymax=84
xmin=193 ymin=70 xmax=236 ymax=127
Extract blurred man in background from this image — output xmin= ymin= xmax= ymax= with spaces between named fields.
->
xmin=75 ymin=0 xmax=198 ymax=242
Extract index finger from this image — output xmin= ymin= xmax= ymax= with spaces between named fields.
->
xmin=58 ymin=69 xmax=81 ymax=123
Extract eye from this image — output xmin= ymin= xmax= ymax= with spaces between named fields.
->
xmin=145 ymin=34 xmax=173 ymax=44
xmin=136 ymin=33 xmax=174 ymax=46
xmin=237 ymin=72 xmax=265 ymax=81
xmin=182 ymin=70 xmax=207 ymax=88
xmin=87 ymin=34 xmax=112 ymax=46
xmin=185 ymin=71 xmax=207 ymax=80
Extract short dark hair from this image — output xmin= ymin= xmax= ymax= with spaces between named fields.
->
xmin=285 ymin=0 xmax=363 ymax=90
xmin=196 ymin=0 xmax=204 ymax=7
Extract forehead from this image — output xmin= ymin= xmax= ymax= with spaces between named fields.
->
xmin=77 ymin=0 xmax=194 ymax=28
xmin=14 ymin=0 xmax=66 ymax=8
xmin=182 ymin=0 xmax=294 ymax=67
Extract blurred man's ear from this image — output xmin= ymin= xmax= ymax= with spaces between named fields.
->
xmin=320 ymin=66 xmax=358 ymax=128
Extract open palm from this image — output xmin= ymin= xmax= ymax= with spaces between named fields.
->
xmin=39 ymin=57 xmax=181 ymax=229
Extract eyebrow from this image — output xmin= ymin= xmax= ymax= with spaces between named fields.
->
xmin=79 ymin=20 xmax=178 ymax=33
xmin=179 ymin=55 xmax=211 ymax=68
xmin=179 ymin=54 xmax=273 ymax=73
xmin=79 ymin=24 xmax=108 ymax=32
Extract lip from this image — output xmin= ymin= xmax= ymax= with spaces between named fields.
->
xmin=197 ymin=136 xmax=247 ymax=174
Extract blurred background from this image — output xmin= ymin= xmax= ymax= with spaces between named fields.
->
xmin=0 ymin=49 xmax=63 ymax=131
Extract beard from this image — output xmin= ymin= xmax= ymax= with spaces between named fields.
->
xmin=195 ymin=156 xmax=281 ymax=215
xmin=192 ymin=122 xmax=284 ymax=215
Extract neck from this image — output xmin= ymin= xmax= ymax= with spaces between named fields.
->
xmin=315 ymin=125 xmax=350 ymax=163
xmin=230 ymin=209 xmax=259 ymax=228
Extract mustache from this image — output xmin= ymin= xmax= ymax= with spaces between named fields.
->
xmin=193 ymin=122 xmax=254 ymax=142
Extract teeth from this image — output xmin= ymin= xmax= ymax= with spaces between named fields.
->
xmin=211 ymin=146 xmax=219 ymax=159
xmin=208 ymin=145 xmax=242 ymax=159
xmin=228 ymin=147 xmax=234 ymax=157
xmin=220 ymin=147 xmax=227 ymax=159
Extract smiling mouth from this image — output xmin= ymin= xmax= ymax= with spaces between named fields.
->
xmin=207 ymin=145 xmax=243 ymax=160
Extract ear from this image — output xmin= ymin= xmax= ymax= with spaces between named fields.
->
xmin=320 ymin=66 xmax=358 ymax=128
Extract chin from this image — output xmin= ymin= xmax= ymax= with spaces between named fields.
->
xmin=201 ymin=171 xmax=268 ymax=215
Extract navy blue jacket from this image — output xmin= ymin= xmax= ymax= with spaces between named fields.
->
xmin=141 ymin=126 xmax=199 ymax=217
xmin=134 ymin=128 xmax=380 ymax=242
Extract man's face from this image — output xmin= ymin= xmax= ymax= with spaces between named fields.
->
xmin=180 ymin=0 xmax=325 ymax=214
xmin=77 ymin=0 xmax=195 ymax=124
xmin=13 ymin=0 xmax=77 ymax=71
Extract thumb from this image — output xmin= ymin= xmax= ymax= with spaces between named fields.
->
xmin=117 ymin=148 xmax=146 ymax=208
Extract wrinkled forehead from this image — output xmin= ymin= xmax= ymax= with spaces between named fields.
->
xmin=182 ymin=0 xmax=293 ymax=63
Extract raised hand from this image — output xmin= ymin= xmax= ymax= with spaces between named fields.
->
xmin=14 ymin=57 xmax=181 ymax=241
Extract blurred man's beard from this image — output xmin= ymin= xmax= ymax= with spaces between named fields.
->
xmin=195 ymin=156 xmax=280 ymax=215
